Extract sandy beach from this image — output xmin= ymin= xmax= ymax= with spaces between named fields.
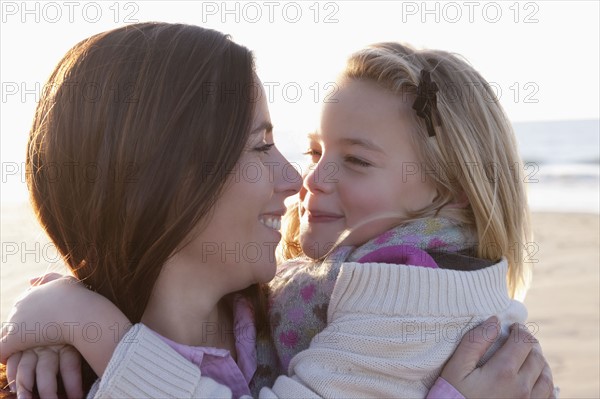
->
xmin=523 ymin=212 xmax=599 ymax=398
xmin=1 ymin=203 xmax=599 ymax=398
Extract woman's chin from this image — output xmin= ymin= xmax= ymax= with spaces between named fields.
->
xmin=256 ymin=262 xmax=277 ymax=284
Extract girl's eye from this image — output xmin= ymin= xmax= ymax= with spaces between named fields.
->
xmin=345 ymin=156 xmax=372 ymax=167
xmin=255 ymin=143 xmax=275 ymax=154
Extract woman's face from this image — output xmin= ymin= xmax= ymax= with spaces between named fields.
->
xmin=299 ymin=79 xmax=437 ymax=259
xmin=179 ymin=80 xmax=302 ymax=290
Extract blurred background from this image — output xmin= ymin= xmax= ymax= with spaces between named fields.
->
xmin=1 ymin=1 xmax=598 ymax=396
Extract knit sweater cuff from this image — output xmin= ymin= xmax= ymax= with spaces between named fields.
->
xmin=329 ymin=258 xmax=512 ymax=318
xmin=93 ymin=323 xmax=204 ymax=397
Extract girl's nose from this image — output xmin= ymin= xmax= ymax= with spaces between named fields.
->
xmin=303 ymin=160 xmax=336 ymax=195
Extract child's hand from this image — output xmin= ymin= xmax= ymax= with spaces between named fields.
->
xmin=6 ymin=345 xmax=83 ymax=399
xmin=441 ymin=317 xmax=556 ymax=398
xmin=1 ymin=277 xmax=84 ymax=363
xmin=1 ymin=276 xmax=131 ymax=377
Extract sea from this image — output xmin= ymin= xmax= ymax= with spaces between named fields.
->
xmin=277 ymin=119 xmax=600 ymax=214
xmin=511 ymin=119 xmax=599 ymax=214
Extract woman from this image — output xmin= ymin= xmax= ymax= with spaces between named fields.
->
xmin=0 ymin=22 xmax=554 ymax=398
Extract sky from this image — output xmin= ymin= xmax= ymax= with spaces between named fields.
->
xmin=1 ymin=0 xmax=599 ymax=202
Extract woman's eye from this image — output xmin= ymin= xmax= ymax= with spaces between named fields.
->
xmin=303 ymin=149 xmax=322 ymax=161
xmin=255 ymin=143 xmax=275 ymax=154
xmin=302 ymin=149 xmax=321 ymax=156
xmin=345 ymin=156 xmax=372 ymax=167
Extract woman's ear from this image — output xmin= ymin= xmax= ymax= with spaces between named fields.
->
xmin=446 ymin=191 xmax=470 ymax=209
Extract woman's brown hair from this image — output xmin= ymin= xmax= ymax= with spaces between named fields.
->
xmin=2 ymin=22 xmax=271 ymax=394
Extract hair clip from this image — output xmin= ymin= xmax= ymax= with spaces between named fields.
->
xmin=412 ymin=69 xmax=439 ymax=137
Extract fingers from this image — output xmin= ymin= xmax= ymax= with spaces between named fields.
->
xmin=59 ymin=346 xmax=84 ymax=399
xmin=487 ymin=323 xmax=537 ymax=376
xmin=35 ymin=348 xmax=59 ymax=399
xmin=530 ymin=360 xmax=555 ymax=398
xmin=518 ymin=342 xmax=544 ymax=382
xmin=7 ymin=346 xmax=80 ymax=399
xmin=441 ymin=316 xmax=500 ymax=382
xmin=5 ymin=352 xmax=22 ymax=393
xmin=0 ymin=323 xmax=20 ymax=364
xmin=15 ymin=350 xmax=37 ymax=399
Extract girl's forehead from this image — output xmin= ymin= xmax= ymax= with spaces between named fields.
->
xmin=334 ymin=78 xmax=412 ymax=103
xmin=321 ymin=81 xmax=414 ymax=124
xmin=308 ymin=90 xmax=415 ymax=142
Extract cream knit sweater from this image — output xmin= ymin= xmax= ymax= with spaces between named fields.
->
xmin=88 ymin=258 xmax=526 ymax=398
xmin=260 ymin=258 xmax=526 ymax=398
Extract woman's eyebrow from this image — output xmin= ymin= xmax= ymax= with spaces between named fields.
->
xmin=250 ymin=121 xmax=273 ymax=136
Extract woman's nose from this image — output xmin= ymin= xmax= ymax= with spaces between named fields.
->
xmin=273 ymin=151 xmax=302 ymax=196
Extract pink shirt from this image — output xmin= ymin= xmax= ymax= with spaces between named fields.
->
xmin=428 ymin=377 xmax=465 ymax=398
xmin=155 ymin=295 xmax=256 ymax=399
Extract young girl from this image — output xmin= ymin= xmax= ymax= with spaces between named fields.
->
xmin=259 ymin=42 xmax=535 ymax=397
xmin=1 ymin=39 xmax=555 ymax=398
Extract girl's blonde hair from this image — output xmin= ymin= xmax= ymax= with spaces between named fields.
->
xmin=280 ymin=42 xmax=532 ymax=299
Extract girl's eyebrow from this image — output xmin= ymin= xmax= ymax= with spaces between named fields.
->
xmin=340 ymin=137 xmax=385 ymax=154
xmin=308 ymin=132 xmax=384 ymax=154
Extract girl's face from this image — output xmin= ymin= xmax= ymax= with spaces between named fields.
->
xmin=177 ymin=81 xmax=302 ymax=290
xmin=299 ymin=79 xmax=437 ymax=259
